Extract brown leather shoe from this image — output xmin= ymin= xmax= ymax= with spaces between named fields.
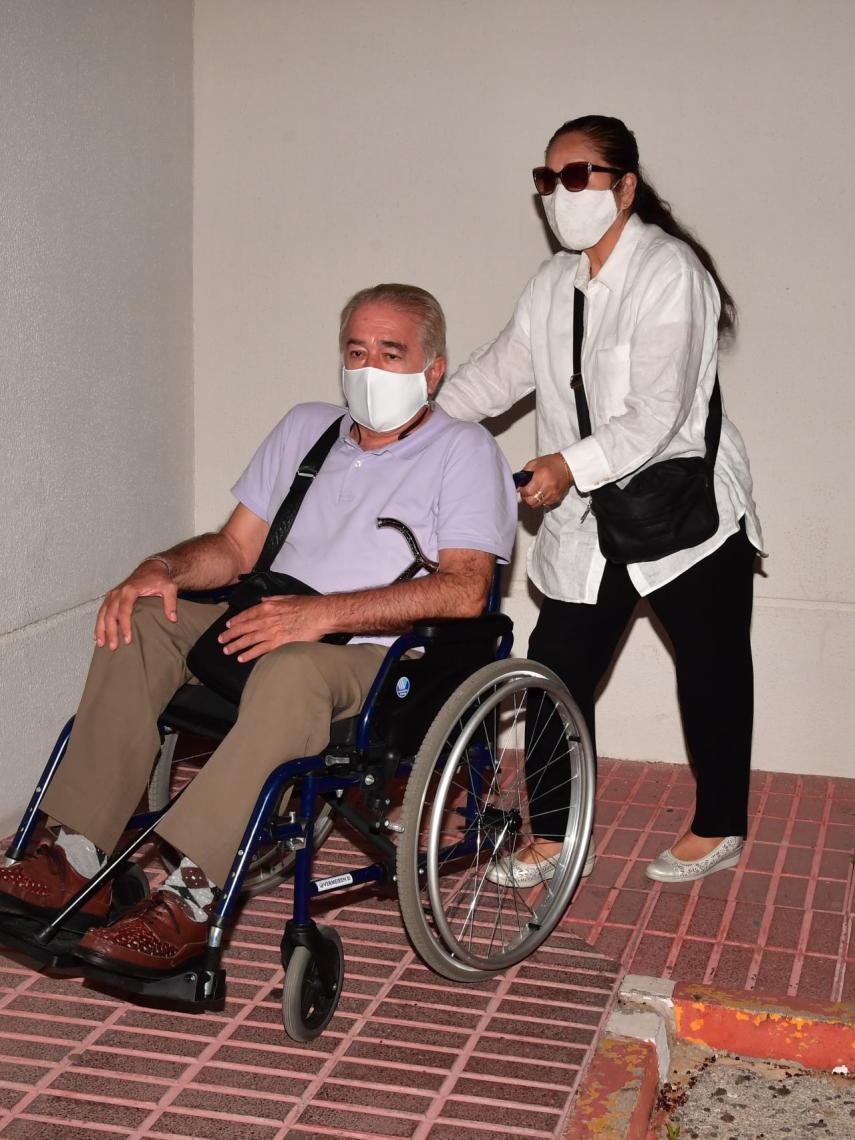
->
xmin=74 ymin=890 xmax=209 ymax=977
xmin=0 ymin=844 xmax=111 ymax=932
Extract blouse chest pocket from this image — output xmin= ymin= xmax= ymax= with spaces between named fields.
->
xmin=589 ymin=343 xmax=631 ymax=421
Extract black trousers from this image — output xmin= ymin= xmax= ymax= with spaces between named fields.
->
xmin=526 ymin=523 xmax=756 ymax=841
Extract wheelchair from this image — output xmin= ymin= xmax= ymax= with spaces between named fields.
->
xmin=0 ymin=574 xmax=595 ymax=1043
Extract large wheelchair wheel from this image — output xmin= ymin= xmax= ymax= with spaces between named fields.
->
xmin=147 ymin=733 xmax=178 ymax=812
xmin=397 ymin=659 xmax=595 ymax=981
xmin=149 ymin=737 xmax=334 ymax=898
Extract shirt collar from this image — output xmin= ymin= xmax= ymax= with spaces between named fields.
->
xmin=339 ymin=404 xmax=447 ymax=456
xmin=573 ymin=253 xmax=592 ymax=293
xmin=573 ymin=212 xmax=645 ymax=293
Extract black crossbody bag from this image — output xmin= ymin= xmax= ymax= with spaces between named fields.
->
xmin=570 ymin=288 xmax=721 ymax=565
xmin=186 ymin=416 xmax=348 ymax=703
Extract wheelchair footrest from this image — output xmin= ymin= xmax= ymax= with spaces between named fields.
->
xmin=0 ymin=912 xmax=87 ymax=971
xmin=79 ymin=958 xmax=226 ymax=1010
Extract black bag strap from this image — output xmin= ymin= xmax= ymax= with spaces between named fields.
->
xmin=703 ymin=373 xmax=722 ymax=463
xmin=571 ymin=288 xmax=592 ymax=438
xmin=570 ymin=287 xmax=722 ymax=465
xmin=253 ymin=415 xmax=344 ymax=572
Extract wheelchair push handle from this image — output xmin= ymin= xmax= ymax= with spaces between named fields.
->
xmin=377 ymin=517 xmax=440 ymax=580
xmin=513 ymin=470 xmax=533 ymax=488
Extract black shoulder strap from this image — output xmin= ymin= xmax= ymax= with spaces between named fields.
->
xmin=570 ymin=287 xmax=722 ymax=466
xmin=253 ymin=415 xmax=345 ymax=572
xmin=571 ymin=288 xmax=592 ymax=438
xmin=703 ymin=375 xmax=722 ymax=463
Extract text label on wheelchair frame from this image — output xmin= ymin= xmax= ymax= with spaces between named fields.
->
xmin=315 ymin=872 xmax=355 ymax=893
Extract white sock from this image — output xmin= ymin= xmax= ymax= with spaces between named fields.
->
xmin=162 ymin=857 xmax=215 ymax=922
xmin=56 ymin=830 xmax=102 ymax=879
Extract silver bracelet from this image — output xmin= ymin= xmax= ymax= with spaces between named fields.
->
xmin=141 ymin=554 xmax=176 ymax=579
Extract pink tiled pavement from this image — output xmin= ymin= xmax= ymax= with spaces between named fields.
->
xmin=0 ymin=768 xmax=621 ymax=1140
xmin=576 ymin=759 xmax=855 ymax=1003
xmin=1 ymin=756 xmax=852 ymax=1138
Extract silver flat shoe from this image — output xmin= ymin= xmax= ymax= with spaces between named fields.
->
xmin=485 ymin=840 xmax=595 ymax=888
xmin=644 ymin=835 xmax=743 ymax=883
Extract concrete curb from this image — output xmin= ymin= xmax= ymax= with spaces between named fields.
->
xmin=564 ymin=976 xmax=855 ymax=1138
xmin=670 ymin=981 xmax=855 ymax=1071
xmin=565 ymin=1032 xmax=660 ymax=1140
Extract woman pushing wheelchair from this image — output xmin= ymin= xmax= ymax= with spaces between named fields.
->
xmin=439 ymin=114 xmax=763 ymax=886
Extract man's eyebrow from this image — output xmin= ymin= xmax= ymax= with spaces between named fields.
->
xmin=345 ymin=337 xmax=408 ymax=352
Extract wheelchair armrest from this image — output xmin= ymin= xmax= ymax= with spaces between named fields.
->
xmin=410 ymin=612 xmax=513 ymax=643
xmin=353 ymin=610 xmax=514 ymax=753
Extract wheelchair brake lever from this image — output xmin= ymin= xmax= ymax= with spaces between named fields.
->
xmin=377 ymin=517 xmax=440 ymax=581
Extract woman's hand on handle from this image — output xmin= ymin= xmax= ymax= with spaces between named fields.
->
xmin=515 ymin=453 xmax=574 ymax=509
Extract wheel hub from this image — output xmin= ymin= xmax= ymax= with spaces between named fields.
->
xmin=479 ymin=804 xmax=523 ymax=836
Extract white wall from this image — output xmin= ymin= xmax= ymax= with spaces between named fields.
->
xmin=0 ymin=0 xmax=849 ymax=846
xmin=193 ymin=0 xmax=854 ymax=779
xmin=0 ymin=1 xmax=194 ymax=836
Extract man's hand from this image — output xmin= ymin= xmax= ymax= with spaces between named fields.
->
xmin=93 ymin=506 xmax=269 ymax=652
xmin=519 ymin=452 xmax=573 ymax=510
xmin=216 ymin=548 xmax=495 ymax=663
xmin=95 ymin=561 xmax=178 ymax=650
xmin=218 ymin=595 xmax=328 ymax=663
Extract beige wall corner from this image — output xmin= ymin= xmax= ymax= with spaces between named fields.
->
xmin=0 ymin=1 xmax=194 ymax=829
xmin=0 ymin=605 xmax=98 ymax=840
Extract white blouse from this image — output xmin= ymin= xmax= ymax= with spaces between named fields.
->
xmin=438 ymin=214 xmax=763 ymax=604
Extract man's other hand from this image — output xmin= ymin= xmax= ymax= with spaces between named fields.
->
xmin=95 ymin=562 xmax=178 ymax=650
xmin=218 ymin=595 xmax=327 ymax=662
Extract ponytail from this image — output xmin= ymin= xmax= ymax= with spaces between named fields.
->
xmin=631 ymin=177 xmax=737 ymax=338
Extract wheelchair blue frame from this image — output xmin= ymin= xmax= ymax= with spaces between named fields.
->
xmin=1 ymin=598 xmax=514 ymax=1014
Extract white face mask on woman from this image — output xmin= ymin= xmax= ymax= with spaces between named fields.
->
xmin=543 ymin=185 xmax=619 ymax=251
xmin=341 ymin=365 xmax=428 ymax=433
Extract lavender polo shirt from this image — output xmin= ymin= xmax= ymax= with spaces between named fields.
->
xmin=231 ymin=402 xmax=517 ymax=645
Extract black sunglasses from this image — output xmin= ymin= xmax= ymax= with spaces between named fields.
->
xmin=533 ymin=161 xmax=624 ymax=196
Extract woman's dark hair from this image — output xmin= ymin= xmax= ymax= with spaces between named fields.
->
xmin=548 ymin=115 xmax=736 ymax=337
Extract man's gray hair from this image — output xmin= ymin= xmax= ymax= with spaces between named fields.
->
xmin=339 ymin=283 xmax=447 ymax=365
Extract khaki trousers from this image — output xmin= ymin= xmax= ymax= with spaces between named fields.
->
xmin=41 ymin=597 xmax=387 ymax=887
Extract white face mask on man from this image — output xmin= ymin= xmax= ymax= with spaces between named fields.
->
xmin=341 ymin=365 xmax=429 ymax=433
xmin=543 ymin=185 xmax=619 ymax=251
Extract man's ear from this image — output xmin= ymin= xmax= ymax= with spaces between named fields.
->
xmin=426 ymin=356 xmax=446 ymax=397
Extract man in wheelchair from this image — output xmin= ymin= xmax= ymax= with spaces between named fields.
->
xmin=0 ymin=283 xmax=517 ymax=980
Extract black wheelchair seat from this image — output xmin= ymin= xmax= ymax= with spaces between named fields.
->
xmin=160 ymin=611 xmax=515 ymax=759
xmin=161 ymin=683 xmax=239 ymax=740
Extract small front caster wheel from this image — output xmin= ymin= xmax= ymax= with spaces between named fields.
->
xmin=281 ymin=925 xmax=344 ymax=1042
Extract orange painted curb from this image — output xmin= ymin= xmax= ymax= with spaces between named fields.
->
xmin=566 ymin=1033 xmax=659 ymax=1139
xmin=672 ymin=982 xmax=855 ymax=1070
